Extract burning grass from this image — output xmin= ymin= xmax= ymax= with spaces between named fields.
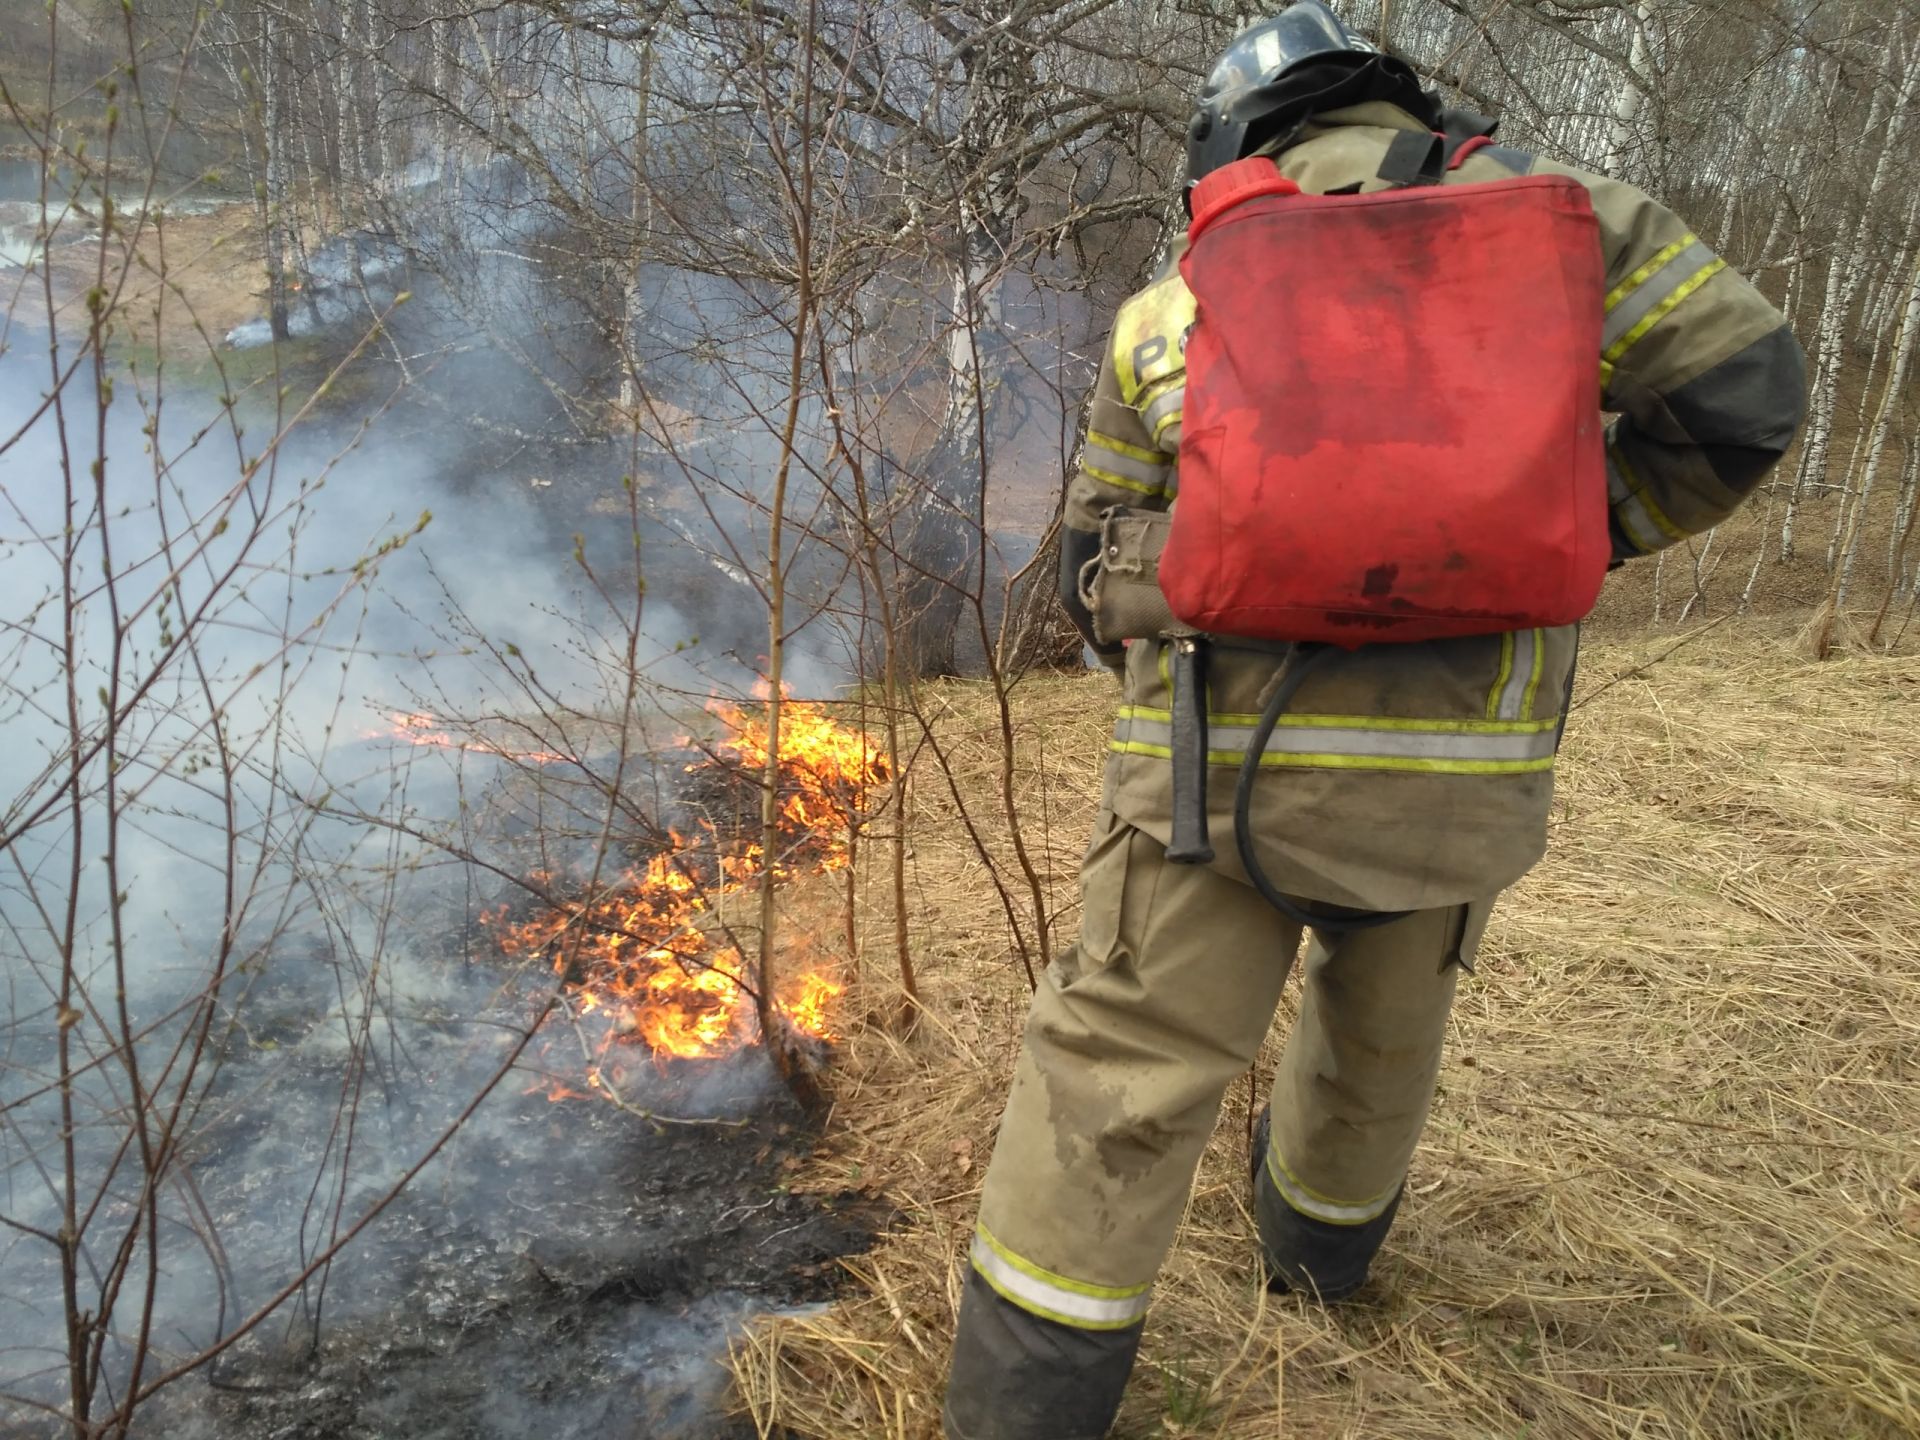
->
xmin=374 ymin=693 xmax=885 ymax=1089
xmin=495 ymin=697 xmax=877 ymax=1069
xmin=728 ymin=618 xmax=1920 ymax=1438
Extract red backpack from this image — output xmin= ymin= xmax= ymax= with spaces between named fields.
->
xmin=1160 ymin=138 xmax=1610 ymax=646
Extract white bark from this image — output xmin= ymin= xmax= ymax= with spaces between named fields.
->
xmin=617 ymin=36 xmax=655 ymax=417
xmin=1831 ymin=304 xmax=1901 ymax=567
xmin=1889 ymin=442 xmax=1920 ymax=595
xmin=436 ymin=18 xmax=460 ymax=198
xmin=1780 ymin=249 xmax=1844 ymax=561
xmin=1836 ymin=253 xmax=1920 ymax=607
xmin=261 ymin=9 xmax=292 ymax=342
xmin=364 ymin=0 xmax=388 ymax=188
xmin=1784 ymin=59 xmax=1919 ymax=558
xmin=1604 ymin=5 xmax=1654 ymax=183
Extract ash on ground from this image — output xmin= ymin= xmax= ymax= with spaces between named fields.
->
xmin=3 ymin=882 xmax=884 ymax=1440
xmin=140 ymin=1057 xmax=879 ymax=1440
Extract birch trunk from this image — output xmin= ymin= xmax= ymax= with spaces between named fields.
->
xmin=1829 ymin=311 xmax=1900 ymax=568
xmin=1821 ymin=184 xmax=1920 ymax=572
xmin=1890 ymin=441 xmax=1920 ymax=593
xmin=1783 ymin=61 xmax=1918 ymax=560
xmin=363 ymin=0 xmax=388 ymax=190
xmin=1835 ymin=253 xmax=1920 ymax=608
xmin=435 ymin=18 xmax=460 ymax=198
xmin=334 ymin=7 xmax=369 ymax=294
xmin=1779 ymin=251 xmax=1843 ymax=560
xmin=903 ymin=233 xmax=1003 ymax=676
xmin=285 ymin=66 xmax=325 ymax=331
xmin=261 ymin=11 xmax=291 ymax=343
xmin=1604 ymin=4 xmax=1654 ymax=183
xmin=617 ymin=36 xmax=655 ymax=418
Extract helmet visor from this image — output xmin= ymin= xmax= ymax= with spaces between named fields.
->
xmin=1202 ymin=4 xmax=1376 ymax=103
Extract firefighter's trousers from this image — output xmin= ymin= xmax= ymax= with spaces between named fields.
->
xmin=942 ymin=810 xmax=1492 ymax=1440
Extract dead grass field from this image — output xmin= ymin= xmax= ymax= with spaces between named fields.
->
xmin=731 ymin=616 xmax=1920 ymax=1439
xmin=6 ymin=198 xmax=287 ymax=363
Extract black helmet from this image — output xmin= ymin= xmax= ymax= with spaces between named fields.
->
xmin=1185 ymin=2 xmax=1439 ymax=187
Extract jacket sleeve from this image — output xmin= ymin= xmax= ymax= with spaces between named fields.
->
xmin=1058 ymin=338 xmax=1174 ymax=666
xmin=1066 ymin=341 xmax=1176 ymax=532
xmin=1543 ymin=162 xmax=1808 ymax=560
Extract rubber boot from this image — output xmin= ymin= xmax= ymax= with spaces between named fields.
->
xmin=1250 ymin=1104 xmax=1402 ymax=1301
xmin=942 ymin=1268 xmax=1141 ymax=1440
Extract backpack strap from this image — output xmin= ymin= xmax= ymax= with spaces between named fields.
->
xmin=1376 ymin=130 xmax=1444 ymax=188
xmin=1377 ymin=122 xmax=1500 ymax=189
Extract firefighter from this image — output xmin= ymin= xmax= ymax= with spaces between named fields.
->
xmin=940 ymin=5 xmax=1807 ymax=1437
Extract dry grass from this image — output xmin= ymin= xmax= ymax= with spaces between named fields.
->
xmin=28 ymin=202 xmax=268 ymax=355
xmin=732 ymin=618 xmax=1920 ymax=1440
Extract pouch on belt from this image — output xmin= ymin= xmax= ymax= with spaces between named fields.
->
xmin=1079 ymin=506 xmax=1214 ymax=865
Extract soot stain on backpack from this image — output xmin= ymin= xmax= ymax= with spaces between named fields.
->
xmin=1361 ymin=563 xmax=1399 ymax=598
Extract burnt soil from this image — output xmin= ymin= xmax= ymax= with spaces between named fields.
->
xmin=79 ymin=874 xmax=889 ymax=1440
xmin=137 ymin=1074 xmax=883 ymax=1440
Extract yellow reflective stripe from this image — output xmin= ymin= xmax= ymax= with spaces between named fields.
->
xmin=970 ymin=1265 xmax=1147 ymax=1332
xmin=1141 ymin=383 xmax=1185 ymax=442
xmin=1111 ymin=707 xmax=1559 ymax=770
xmin=969 ymin=1227 xmax=1151 ymax=1331
xmin=1604 ymin=257 xmax=1727 ymax=363
xmin=1607 ymin=445 xmax=1683 ymax=550
xmin=1114 ymin=705 xmax=1559 ymax=736
xmin=1604 ymin=239 xmax=1714 ymax=348
xmin=1082 ymin=440 xmax=1169 ymax=492
xmin=1521 ymin=629 xmax=1546 ymax=719
xmin=974 ymin=1226 xmax=1150 ymax=1301
xmin=1265 ymin=1142 xmax=1398 ymax=1227
xmin=1607 ymin=455 xmax=1663 ymax=554
xmin=1086 ymin=430 xmax=1163 ymax=466
xmin=1107 ymin=739 xmax=1555 ymax=775
xmin=1083 ymin=463 xmax=1171 ymax=499
xmin=1485 ymin=628 xmax=1540 ymax=722
xmin=1485 ymin=632 xmax=1515 ymax=721
xmin=1604 ymin=235 xmax=1693 ymax=312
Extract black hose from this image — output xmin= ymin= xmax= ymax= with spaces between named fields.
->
xmin=1233 ymin=644 xmax=1409 ymax=935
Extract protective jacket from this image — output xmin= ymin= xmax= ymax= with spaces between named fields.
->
xmin=1062 ymin=101 xmax=1805 ymax=912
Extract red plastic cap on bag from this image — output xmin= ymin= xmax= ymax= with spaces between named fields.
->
xmin=1447 ymin=134 xmax=1494 ymax=169
xmin=1187 ymin=158 xmax=1301 ymax=241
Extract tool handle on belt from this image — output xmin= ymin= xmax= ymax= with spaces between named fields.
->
xmin=1165 ymin=637 xmax=1215 ymax=865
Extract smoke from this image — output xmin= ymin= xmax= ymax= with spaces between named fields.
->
xmin=0 ymin=58 xmax=1095 ymax=1408
xmin=0 ymin=281 xmax=805 ymax=1427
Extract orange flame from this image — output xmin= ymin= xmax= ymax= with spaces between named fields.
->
xmin=480 ymin=691 xmax=883 ymax=1077
xmin=368 ymin=711 xmax=569 ymax=765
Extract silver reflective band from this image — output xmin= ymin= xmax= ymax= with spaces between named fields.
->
xmin=1607 ymin=451 xmax=1673 ymax=554
xmin=1265 ymin=1144 xmax=1398 ymax=1225
xmin=1493 ymin=628 xmax=1538 ymax=721
xmin=1112 ymin=710 xmax=1559 ymax=766
xmin=968 ymin=1232 xmax=1152 ymax=1330
xmin=1083 ymin=441 xmax=1170 ymax=493
xmin=1602 ymin=238 xmax=1719 ymax=354
xmin=1142 ymin=385 xmax=1185 ymax=440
